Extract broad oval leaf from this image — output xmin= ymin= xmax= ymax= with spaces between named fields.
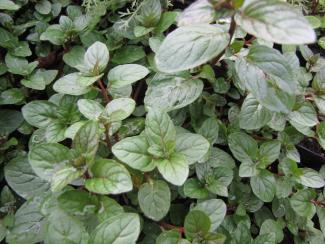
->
xmin=45 ymin=208 xmax=89 ymax=244
xmin=239 ymin=94 xmax=272 ymax=130
xmin=83 ymin=41 xmax=109 ymax=74
xmin=157 ymin=152 xmax=189 ymax=186
xmin=144 ymin=75 xmax=203 ymax=111
xmin=104 ymin=98 xmax=136 ymax=122
xmin=155 ymin=24 xmax=229 ymax=73
xmin=0 ymin=109 xmax=24 ymax=136
xmin=6 ymin=197 xmax=45 ymax=244
xmin=53 ymin=73 xmax=92 ymax=96
xmin=112 ymin=135 xmax=155 ymax=171
xmin=85 ymin=159 xmax=133 ymax=194
xmin=250 ymin=170 xmax=276 ymax=202
xmin=177 ymin=0 xmax=215 ymax=26
xmin=138 ymin=180 xmax=171 ymax=221
xmin=184 ymin=210 xmax=211 ymax=240
xmin=145 ymin=109 xmax=176 ymax=149
xmin=193 ymin=199 xmax=226 ymax=231
xmin=28 ymin=143 xmax=70 ymax=180
xmin=299 ymin=168 xmax=325 ymax=188
xmin=77 ymin=99 xmax=104 ymax=121
xmin=108 ymin=64 xmax=149 ymax=88
xmin=4 ymin=156 xmax=50 ymax=199
xmin=175 ymin=132 xmax=210 ymax=164
xmin=235 ymin=0 xmax=316 ymax=44
xmin=91 ymin=213 xmax=141 ymax=244
xmin=22 ymin=100 xmax=57 ymax=128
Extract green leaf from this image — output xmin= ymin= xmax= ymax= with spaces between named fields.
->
xmin=175 ymin=132 xmax=210 ymax=165
xmin=137 ymin=0 xmax=161 ymax=27
xmin=319 ymin=37 xmax=325 ymax=49
xmin=197 ymin=117 xmax=219 ymax=144
xmin=298 ymin=168 xmax=325 ymax=188
xmin=0 ymin=0 xmax=20 ymax=10
xmin=96 ymin=196 xmax=124 ymax=222
xmin=184 ymin=210 xmax=211 ymax=240
xmin=183 ymin=178 xmax=209 ymax=199
xmin=258 ymin=140 xmax=281 ymax=167
xmin=157 ymin=152 xmax=189 ymax=186
xmin=45 ymin=208 xmax=89 ymax=244
xmin=247 ymin=45 xmax=297 ymax=94
xmin=112 ymin=135 xmax=155 ymax=171
xmin=177 ymin=0 xmax=215 ymax=26
xmin=77 ymin=99 xmax=104 ymax=121
xmin=260 ymin=219 xmax=283 ymax=243
xmin=290 ymin=189 xmax=316 ymax=218
xmin=73 ymin=121 xmax=99 ymax=161
xmin=107 ymin=64 xmax=149 ymax=89
xmin=0 ymin=109 xmax=23 ymax=136
xmin=228 ymin=132 xmax=258 ymax=164
xmin=82 ymin=41 xmax=109 ymax=74
xmin=193 ymin=199 xmax=226 ymax=232
xmin=5 ymin=53 xmax=37 ymax=76
xmin=205 ymin=167 xmax=233 ymax=197
xmin=156 ymin=230 xmax=190 ymax=244
xmin=138 ymin=180 xmax=171 ymax=221
xmin=317 ymin=121 xmax=325 ymax=150
xmin=317 ymin=204 xmax=325 ymax=237
xmin=4 ymin=156 xmax=50 ymax=199
xmin=53 ymin=73 xmax=93 ymax=96
xmin=253 ymin=233 xmax=276 ymax=244
xmin=239 ymin=94 xmax=272 ymax=130
xmin=35 ymin=0 xmax=51 ymax=15
xmin=145 ymin=109 xmax=176 ymax=150
xmin=155 ymin=24 xmax=229 ymax=73
xmin=6 ymin=197 xmax=45 ymax=244
xmin=155 ymin=11 xmax=178 ymax=34
xmin=85 ymin=159 xmax=132 ymax=194
xmin=0 ymin=88 xmax=24 ymax=105
xmin=22 ymin=100 xmax=57 ymax=128
xmin=91 ymin=213 xmax=140 ymax=244
xmin=235 ymin=58 xmax=295 ymax=114
xmin=40 ymin=25 xmax=65 ymax=45
xmin=51 ymin=166 xmax=83 ymax=192
xmin=63 ymin=46 xmax=85 ymax=68
xmin=250 ymin=170 xmax=276 ymax=202
xmin=289 ymin=102 xmax=318 ymax=127
xmin=21 ymin=69 xmax=57 ymax=90
xmin=45 ymin=121 xmax=66 ymax=143
xmin=144 ymin=75 xmax=203 ymax=112
xmin=111 ymin=45 xmax=146 ymax=64
xmin=235 ymin=0 xmax=315 ymax=44
xmin=58 ymin=189 xmax=99 ymax=216
xmin=104 ymin=98 xmax=136 ymax=122
xmin=28 ymin=143 xmax=70 ymax=180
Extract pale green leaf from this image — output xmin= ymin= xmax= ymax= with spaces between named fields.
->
xmin=235 ymin=0 xmax=316 ymax=44
xmin=155 ymin=24 xmax=229 ymax=73
xmin=85 ymin=159 xmax=132 ymax=194
xmin=138 ymin=180 xmax=171 ymax=221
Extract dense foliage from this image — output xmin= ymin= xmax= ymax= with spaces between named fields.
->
xmin=0 ymin=0 xmax=325 ymax=243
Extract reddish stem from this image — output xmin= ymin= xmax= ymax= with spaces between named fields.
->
xmin=159 ymin=222 xmax=184 ymax=234
xmin=311 ymin=199 xmax=325 ymax=207
xmin=97 ymin=79 xmax=111 ymax=104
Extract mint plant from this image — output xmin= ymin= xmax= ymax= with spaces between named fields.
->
xmin=1 ymin=0 xmax=325 ymax=243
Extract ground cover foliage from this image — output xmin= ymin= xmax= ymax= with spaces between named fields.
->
xmin=1 ymin=0 xmax=325 ymax=243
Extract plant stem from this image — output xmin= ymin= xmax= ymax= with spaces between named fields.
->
xmin=97 ymin=79 xmax=111 ymax=104
xmin=212 ymin=15 xmax=237 ymax=65
xmin=311 ymin=199 xmax=325 ymax=207
xmin=159 ymin=222 xmax=184 ymax=234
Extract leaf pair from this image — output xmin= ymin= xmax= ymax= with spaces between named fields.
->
xmin=113 ymin=109 xmax=210 ymax=186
